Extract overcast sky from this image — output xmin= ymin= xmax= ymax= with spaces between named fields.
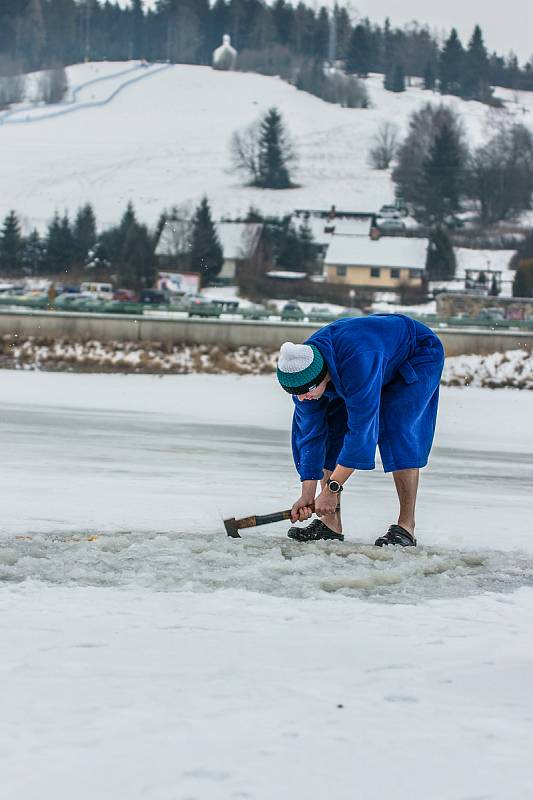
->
xmin=126 ymin=1 xmax=532 ymax=64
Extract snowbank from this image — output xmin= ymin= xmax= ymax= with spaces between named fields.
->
xmin=1 ymin=334 xmax=531 ymax=389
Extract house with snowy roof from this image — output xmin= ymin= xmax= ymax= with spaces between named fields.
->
xmin=324 ymin=235 xmax=429 ymax=290
xmin=155 ymin=221 xmax=263 ymax=282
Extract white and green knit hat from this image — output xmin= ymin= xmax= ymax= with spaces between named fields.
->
xmin=277 ymin=342 xmax=327 ymax=395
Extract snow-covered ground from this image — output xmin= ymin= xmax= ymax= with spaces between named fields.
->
xmin=1 ymin=370 xmax=533 ymax=799
xmin=2 ymin=62 xmax=533 ymax=231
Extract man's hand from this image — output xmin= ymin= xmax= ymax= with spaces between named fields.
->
xmin=314 ymin=489 xmax=338 ymax=518
xmin=291 ymin=495 xmax=315 ymax=523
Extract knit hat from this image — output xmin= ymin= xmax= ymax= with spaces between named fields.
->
xmin=277 ymin=342 xmax=327 ymax=395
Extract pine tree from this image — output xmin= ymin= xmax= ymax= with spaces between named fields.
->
xmin=72 ymin=203 xmax=97 ymax=267
xmin=0 ymin=210 xmax=23 ymax=273
xmin=256 ymin=107 xmax=295 ymax=189
xmin=439 ymin=28 xmax=464 ymax=95
xmin=423 ymin=60 xmax=436 ymax=90
xmin=44 ymin=211 xmax=72 ymax=273
xmin=117 ymin=222 xmax=155 ymax=291
xmin=21 ymin=228 xmax=45 ymax=275
xmin=513 ymin=263 xmax=533 ymax=297
xmin=346 ymin=24 xmax=372 ymax=77
xmin=384 ymin=62 xmax=405 ymax=92
xmin=59 ymin=212 xmax=74 ymax=267
xmin=426 ymin=227 xmax=456 ymax=280
xmin=131 ymin=0 xmax=144 ymax=59
xmin=461 ymin=25 xmax=490 ymax=100
xmin=421 ymin=120 xmax=464 ymax=223
xmin=190 ymin=196 xmax=223 ymax=285
xmin=17 ymin=0 xmax=46 ymax=71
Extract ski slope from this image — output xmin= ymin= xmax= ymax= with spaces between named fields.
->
xmin=2 ymin=60 xmax=533 ymax=232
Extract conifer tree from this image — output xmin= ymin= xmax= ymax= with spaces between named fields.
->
xmin=17 ymin=0 xmax=46 ymax=71
xmin=423 ymin=60 xmax=436 ymax=90
xmin=421 ymin=120 xmax=464 ymax=223
xmin=256 ymin=107 xmax=295 ymax=189
xmin=384 ymin=62 xmax=405 ymax=92
xmin=117 ymin=222 xmax=155 ymax=291
xmin=0 ymin=210 xmax=23 ymax=273
xmin=462 ymin=25 xmax=490 ymax=100
xmin=190 ymin=196 xmax=223 ymax=285
xmin=73 ymin=203 xmax=97 ymax=267
xmin=22 ymin=228 xmax=45 ymax=275
xmin=426 ymin=227 xmax=456 ymax=280
xmin=346 ymin=24 xmax=372 ymax=76
xmin=513 ymin=263 xmax=533 ymax=297
xmin=439 ymin=28 xmax=464 ymax=95
xmin=44 ymin=212 xmax=67 ymax=273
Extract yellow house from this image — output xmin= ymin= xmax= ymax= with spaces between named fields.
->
xmin=324 ymin=235 xmax=429 ymax=289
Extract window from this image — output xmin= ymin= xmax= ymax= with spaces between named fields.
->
xmin=370 ymin=267 xmax=381 ymax=278
xmin=390 ymin=268 xmax=400 ymax=279
xmin=336 ymin=265 xmax=347 ymax=276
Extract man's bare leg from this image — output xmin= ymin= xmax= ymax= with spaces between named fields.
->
xmin=392 ymin=468 xmax=419 ymax=536
xmin=319 ymin=468 xmax=342 ymax=534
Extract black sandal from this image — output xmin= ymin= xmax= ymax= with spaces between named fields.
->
xmin=374 ymin=524 xmax=417 ymax=547
xmin=288 ymin=519 xmax=344 ymax=542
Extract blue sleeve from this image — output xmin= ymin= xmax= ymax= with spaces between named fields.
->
xmin=337 ymin=350 xmax=386 ymax=470
xmin=291 ymin=395 xmax=329 ymax=481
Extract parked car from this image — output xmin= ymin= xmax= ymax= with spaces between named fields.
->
xmin=378 ymin=204 xmax=402 ymax=219
xmin=307 ymin=306 xmax=337 ymax=323
xmin=113 ymin=288 xmax=138 ymax=302
xmin=240 ymin=303 xmax=270 ymax=320
xmin=281 ymin=301 xmax=305 ymax=321
xmin=376 ymin=217 xmax=406 ymax=233
xmin=187 ymin=294 xmax=222 ymax=318
xmin=139 ymin=289 xmax=170 ymax=305
xmin=80 ymin=281 xmax=114 ymax=300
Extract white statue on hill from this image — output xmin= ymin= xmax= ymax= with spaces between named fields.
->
xmin=212 ymin=34 xmax=237 ymax=71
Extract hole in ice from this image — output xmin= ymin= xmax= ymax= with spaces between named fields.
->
xmin=0 ymin=531 xmax=532 ymax=603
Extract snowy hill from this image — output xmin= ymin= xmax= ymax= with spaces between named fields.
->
xmin=2 ymin=60 xmax=533 ymax=232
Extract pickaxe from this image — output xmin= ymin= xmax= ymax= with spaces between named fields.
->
xmin=224 ymin=504 xmax=315 ymax=538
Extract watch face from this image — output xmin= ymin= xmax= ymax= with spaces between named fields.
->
xmin=328 ymin=480 xmax=341 ymax=493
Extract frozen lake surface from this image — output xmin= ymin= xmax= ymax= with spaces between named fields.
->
xmin=1 ymin=371 xmax=532 ymax=799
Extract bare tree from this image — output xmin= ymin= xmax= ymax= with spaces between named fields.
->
xmin=466 ymin=121 xmax=533 ymax=225
xmin=38 ymin=64 xmax=68 ymax=104
xmin=368 ymin=121 xmax=400 ymax=169
xmin=230 ymin=121 xmax=261 ymax=184
xmin=0 ymin=57 xmax=25 ymax=108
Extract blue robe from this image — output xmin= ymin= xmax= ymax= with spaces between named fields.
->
xmin=291 ymin=314 xmax=445 ymax=479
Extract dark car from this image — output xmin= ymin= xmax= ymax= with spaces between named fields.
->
xmin=139 ymin=289 xmax=170 ymax=305
xmin=281 ymin=301 xmax=305 ymax=321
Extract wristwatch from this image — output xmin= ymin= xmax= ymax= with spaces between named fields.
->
xmin=326 ymin=479 xmax=343 ymax=494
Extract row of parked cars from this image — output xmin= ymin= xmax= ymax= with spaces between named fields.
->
xmin=0 ymin=282 xmax=361 ymax=324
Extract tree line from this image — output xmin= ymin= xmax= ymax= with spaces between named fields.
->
xmin=0 ymin=196 xmax=320 ymax=289
xmin=1 ymin=1 xmax=532 ymax=104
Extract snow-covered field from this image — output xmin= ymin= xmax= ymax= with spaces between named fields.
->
xmin=2 ymin=61 xmax=533 ymax=231
xmin=1 ymin=370 xmax=533 ymax=799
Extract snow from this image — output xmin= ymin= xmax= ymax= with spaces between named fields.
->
xmin=325 ymin=234 xmax=429 ymax=269
xmin=1 ymin=369 xmax=533 ymax=799
xmin=2 ymin=62 xmax=532 ymax=232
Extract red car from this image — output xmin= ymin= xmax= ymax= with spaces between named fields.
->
xmin=113 ymin=289 xmax=138 ymax=302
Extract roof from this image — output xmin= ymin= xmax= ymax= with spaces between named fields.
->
xmin=216 ymin=222 xmax=262 ymax=260
xmin=299 ymin=216 xmax=371 ymax=246
xmin=155 ymin=221 xmax=262 ymax=260
xmin=325 ymin=235 xmax=429 ymax=270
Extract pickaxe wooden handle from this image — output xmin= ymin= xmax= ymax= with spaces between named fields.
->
xmin=224 ymin=503 xmax=315 ymax=538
